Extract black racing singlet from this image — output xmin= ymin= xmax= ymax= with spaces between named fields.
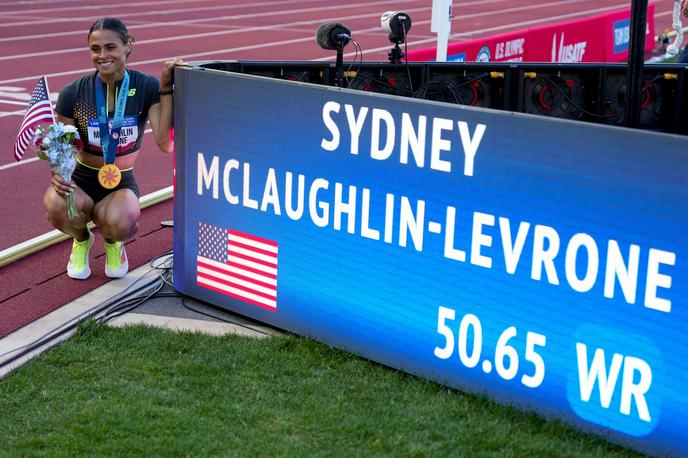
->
xmin=55 ymin=70 xmax=160 ymax=157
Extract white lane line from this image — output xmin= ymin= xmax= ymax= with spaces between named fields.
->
xmin=0 ymin=0 xmax=590 ymax=44
xmin=0 ymin=0 xmax=352 ymax=42
xmin=0 ymin=4 xmax=429 ymax=85
xmin=0 ymin=0 xmax=326 ymax=20
xmin=0 ymin=0 xmax=421 ymax=62
xmin=0 ymin=0 xmax=320 ymax=18
xmin=0 ymin=100 xmax=30 ymax=106
xmin=0 ymin=0 xmax=419 ymax=29
xmin=0 ymin=0 xmax=83 ymax=6
xmin=0 ymin=0 xmax=631 ymax=85
xmin=0 ymin=157 xmax=39 ymax=170
xmin=1 ymin=109 xmax=27 ymax=117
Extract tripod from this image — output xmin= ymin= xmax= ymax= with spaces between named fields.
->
xmin=336 ymin=42 xmax=344 ymax=87
xmin=388 ymin=41 xmax=405 ymax=64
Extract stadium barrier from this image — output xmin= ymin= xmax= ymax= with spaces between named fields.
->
xmin=199 ymin=60 xmax=688 ymax=135
xmin=407 ymin=2 xmax=656 ymax=63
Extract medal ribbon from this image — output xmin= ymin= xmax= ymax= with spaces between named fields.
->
xmin=95 ymin=71 xmax=129 ymax=165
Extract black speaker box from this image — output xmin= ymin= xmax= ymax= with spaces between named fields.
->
xmin=343 ymin=62 xmax=424 ymax=98
xmin=516 ymin=64 xmax=600 ymax=121
xmin=599 ymin=64 xmax=684 ymax=133
xmin=200 ymin=61 xmax=329 ymax=85
xmin=418 ymin=63 xmax=509 ymax=110
xmin=198 ymin=60 xmax=688 ymax=135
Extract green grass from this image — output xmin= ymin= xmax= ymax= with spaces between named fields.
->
xmin=0 ymin=322 xmax=643 ymax=457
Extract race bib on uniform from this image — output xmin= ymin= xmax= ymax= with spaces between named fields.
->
xmin=87 ymin=115 xmax=138 ymax=152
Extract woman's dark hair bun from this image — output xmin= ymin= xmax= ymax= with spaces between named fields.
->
xmin=88 ymin=17 xmax=135 ymax=45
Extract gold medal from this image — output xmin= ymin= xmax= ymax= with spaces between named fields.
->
xmin=98 ymin=163 xmax=121 ymax=189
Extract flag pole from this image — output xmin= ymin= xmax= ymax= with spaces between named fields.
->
xmin=41 ymin=75 xmax=56 ymax=122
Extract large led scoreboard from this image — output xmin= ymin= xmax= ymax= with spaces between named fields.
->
xmin=172 ymin=65 xmax=687 ymax=455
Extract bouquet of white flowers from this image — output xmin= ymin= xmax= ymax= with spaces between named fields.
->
xmin=34 ymin=122 xmax=82 ymax=220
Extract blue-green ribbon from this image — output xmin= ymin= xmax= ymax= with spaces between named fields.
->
xmin=95 ymin=71 xmax=129 ymax=164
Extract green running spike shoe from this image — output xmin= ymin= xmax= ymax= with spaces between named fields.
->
xmin=104 ymin=240 xmax=129 ymax=278
xmin=67 ymin=230 xmax=94 ymax=280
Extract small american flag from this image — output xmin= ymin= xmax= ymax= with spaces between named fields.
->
xmin=14 ymin=76 xmax=54 ymax=161
xmin=197 ymin=222 xmax=278 ymax=311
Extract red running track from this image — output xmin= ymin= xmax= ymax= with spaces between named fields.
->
xmin=0 ymin=0 xmax=678 ymax=337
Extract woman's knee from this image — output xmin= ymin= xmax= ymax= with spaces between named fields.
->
xmin=101 ymin=206 xmax=140 ymax=240
xmin=43 ymin=189 xmax=68 ymax=226
xmin=44 ymin=188 xmax=92 ymax=228
xmin=102 ymin=219 xmax=138 ymax=241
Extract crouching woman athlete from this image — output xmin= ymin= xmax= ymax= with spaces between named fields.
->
xmin=44 ymin=17 xmax=185 ymax=279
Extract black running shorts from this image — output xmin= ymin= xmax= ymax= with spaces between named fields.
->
xmin=71 ymin=161 xmax=140 ymax=204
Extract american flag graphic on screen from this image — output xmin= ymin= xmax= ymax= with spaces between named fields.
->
xmin=197 ymin=222 xmax=278 ymax=311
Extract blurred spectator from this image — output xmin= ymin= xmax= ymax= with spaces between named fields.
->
xmin=680 ymin=0 xmax=688 ymax=62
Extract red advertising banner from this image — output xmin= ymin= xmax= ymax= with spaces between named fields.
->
xmin=409 ymin=3 xmax=656 ymax=63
